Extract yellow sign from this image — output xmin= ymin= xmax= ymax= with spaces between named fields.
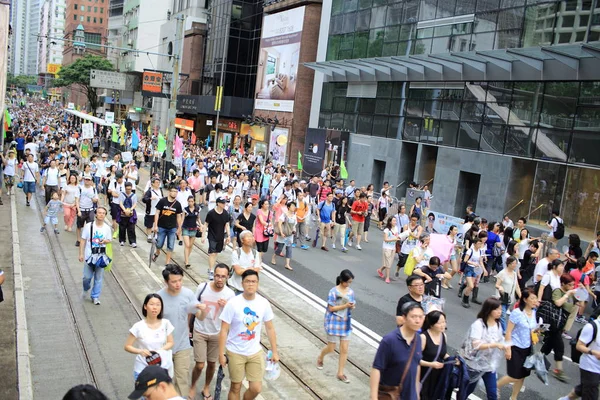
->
xmin=47 ymin=63 xmax=61 ymax=75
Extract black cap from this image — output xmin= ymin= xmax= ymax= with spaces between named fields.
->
xmin=216 ymin=197 xmax=227 ymax=204
xmin=128 ymin=365 xmax=171 ymax=399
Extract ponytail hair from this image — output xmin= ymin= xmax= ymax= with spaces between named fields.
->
xmin=336 ymin=269 xmax=355 ymax=286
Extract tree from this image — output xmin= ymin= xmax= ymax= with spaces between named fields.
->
xmin=53 ymin=55 xmax=114 ymax=114
xmin=7 ymin=74 xmax=38 ymax=89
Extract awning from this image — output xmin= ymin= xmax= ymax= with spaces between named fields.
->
xmin=304 ymin=42 xmax=600 ymax=82
xmin=64 ymin=108 xmax=117 ymax=127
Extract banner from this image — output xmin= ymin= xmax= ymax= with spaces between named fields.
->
xmin=81 ymin=123 xmax=94 ymax=139
xmin=425 ymin=210 xmax=465 ymax=241
xmin=142 ymin=71 xmax=163 ymax=93
xmin=269 ymin=127 xmax=288 ymax=166
xmin=303 ymin=128 xmax=326 ymax=176
xmin=254 ymin=7 xmax=305 ymax=113
xmin=105 ymin=111 xmax=114 ymax=125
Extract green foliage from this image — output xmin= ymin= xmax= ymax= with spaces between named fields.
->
xmin=7 ymin=74 xmax=38 ymax=88
xmin=53 ymin=55 xmax=114 ymax=114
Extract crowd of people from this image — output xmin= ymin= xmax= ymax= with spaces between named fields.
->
xmin=6 ymin=97 xmax=600 ymax=400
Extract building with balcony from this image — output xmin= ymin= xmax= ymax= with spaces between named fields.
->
xmin=307 ymin=0 xmax=600 ymax=240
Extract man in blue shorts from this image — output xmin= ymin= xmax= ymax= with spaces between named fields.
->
xmin=21 ymin=153 xmax=40 ymax=207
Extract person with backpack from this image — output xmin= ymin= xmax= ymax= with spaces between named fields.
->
xmin=76 ymin=174 xmax=99 ymax=246
xmin=109 ymin=172 xmax=126 ymax=237
xmin=189 ymin=264 xmax=235 ymax=400
xmin=118 ymin=182 xmax=138 ymax=247
xmin=547 ymin=209 xmax=565 ymax=246
xmin=229 ymin=231 xmax=261 ymax=294
xmin=142 ymin=177 xmax=163 ymax=242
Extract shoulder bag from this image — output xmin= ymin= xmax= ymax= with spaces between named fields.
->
xmin=378 ymin=333 xmax=418 ymax=399
xmin=263 ymin=211 xmax=274 ymax=237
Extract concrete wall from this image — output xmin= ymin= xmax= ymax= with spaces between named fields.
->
xmin=432 ymin=147 xmax=512 ymax=219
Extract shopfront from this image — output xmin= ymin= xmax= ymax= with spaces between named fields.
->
xmin=240 ymin=123 xmax=268 ymax=156
xmin=175 ymin=118 xmax=195 ymax=141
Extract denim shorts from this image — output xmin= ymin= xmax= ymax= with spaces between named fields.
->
xmin=23 ymin=181 xmax=36 ymax=193
xmin=44 ymin=216 xmax=58 ymax=225
xmin=182 ymin=228 xmax=198 ymax=237
xmin=157 ymin=227 xmax=177 ymax=251
xmin=464 ymin=265 xmax=479 ymax=278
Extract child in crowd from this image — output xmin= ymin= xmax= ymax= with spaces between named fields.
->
xmin=41 ymin=191 xmax=63 ymax=234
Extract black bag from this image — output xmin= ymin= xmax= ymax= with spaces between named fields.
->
xmin=537 ymin=299 xmax=568 ymax=331
xmin=188 ymin=283 xmax=208 ymax=346
xmin=142 ymin=188 xmax=152 ymax=204
xmin=571 ymin=320 xmax=599 ymax=364
xmin=534 ymin=280 xmax=553 ymax=302
xmin=553 ymin=218 xmax=565 ymax=240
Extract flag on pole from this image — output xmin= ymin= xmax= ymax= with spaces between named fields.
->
xmin=147 ymin=124 xmax=152 ymax=137
xmin=340 ymin=158 xmax=348 ymax=179
xmin=239 ymin=144 xmax=245 ymax=156
xmin=131 ymin=127 xmax=139 ymax=150
xmin=111 ymin=125 xmax=119 ymax=142
xmin=297 ymin=151 xmax=303 ymax=171
xmin=119 ymin=124 xmax=126 ymax=145
xmin=157 ymin=133 xmax=166 ymax=153
xmin=174 ymin=135 xmax=183 ymax=157
xmin=191 ymin=132 xmax=197 ymax=144
xmin=4 ymin=109 xmax=11 ymax=127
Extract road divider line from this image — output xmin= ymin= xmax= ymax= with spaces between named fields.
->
xmin=130 ymin=250 xmax=163 ymax=286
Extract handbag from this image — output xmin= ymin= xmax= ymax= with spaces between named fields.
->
xmin=275 ymin=220 xmax=293 ymax=237
xmin=195 ymin=228 xmax=202 ymax=238
xmin=536 ymin=298 xmax=568 ymax=331
xmin=404 ymin=248 xmax=417 ymax=275
xmin=378 ymin=333 xmax=418 ymax=399
xmin=263 ymin=211 xmax=274 ymax=237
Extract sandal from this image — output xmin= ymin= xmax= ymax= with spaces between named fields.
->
xmin=337 ymin=375 xmax=351 ymax=384
xmin=201 ymin=392 xmax=213 ymax=400
xmin=271 ymin=260 xmax=277 ymax=265
xmin=185 ymin=264 xmax=191 ymax=269
xmin=316 ymin=358 xmax=324 ymax=370
xmin=152 ymin=252 xmax=159 ymax=262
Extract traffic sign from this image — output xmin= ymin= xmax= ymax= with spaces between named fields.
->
xmin=90 ymin=69 xmax=126 ymax=90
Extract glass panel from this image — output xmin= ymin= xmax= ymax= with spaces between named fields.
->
xmin=382 ymin=42 xmax=398 ymax=56
xmin=385 ymin=25 xmax=400 ymax=42
xmin=423 ymin=100 xmax=441 ymax=119
xmin=483 ymin=103 xmax=509 ymax=126
xmin=456 ymin=0 xmax=476 ymax=15
xmin=404 ymin=118 xmax=422 ymax=141
xmin=353 ymin=31 xmax=369 ymax=58
xmin=373 ymin=0 xmax=388 ymax=6
xmin=340 ymin=33 xmax=355 ymax=51
xmin=501 ymin=0 xmax=525 ymax=7
xmin=359 ymin=0 xmax=373 ymax=9
xmin=321 ymin=84 xmax=334 ymax=111
xmin=360 ymin=98 xmax=376 ymax=113
xmin=330 ymin=16 xmax=344 ymax=35
xmin=402 ymin=0 xmax=419 ymax=23
xmin=528 ymin=162 xmax=566 ymax=235
xmin=476 ymin=0 xmax=499 ymax=12
xmin=417 ymin=27 xmax=434 ymax=39
xmin=356 ymin=10 xmax=371 ymax=31
xmin=413 ymin=39 xmax=432 ymax=55
xmin=332 ymin=0 xmax=343 ymax=16
xmin=344 ymin=113 xmax=358 ymax=131
xmin=496 ymin=30 xmax=522 ymax=49
xmin=358 ymin=115 xmax=373 ymax=134
xmin=574 ymin=107 xmax=600 ymax=131
xmin=400 ymin=24 xmax=417 ymax=41
xmin=498 ymin=8 xmax=524 ymax=30
xmin=346 ymin=98 xmax=358 ymax=113
xmin=471 ymin=32 xmax=496 ymax=51
xmin=436 ymin=0 xmax=456 ymax=19
xmin=441 ymin=100 xmax=462 ymax=120
xmin=326 ymin=35 xmax=341 ymax=60
xmin=474 ymin=11 xmax=499 ymax=33
xmin=509 ymin=82 xmax=542 ymax=126
xmin=457 ymin=122 xmax=481 ymax=149
xmin=333 ymin=97 xmax=346 ymax=112
xmin=368 ymin=28 xmax=385 ymax=57
xmin=421 ymin=118 xmax=440 ymax=144
xmin=343 ymin=12 xmax=357 ymax=33
xmin=449 ymin=34 xmax=473 ymax=52
xmin=370 ymin=6 xmax=387 ymax=28
xmin=579 ymin=82 xmax=600 ymax=105
xmin=377 ymin=82 xmax=393 ymax=97
xmin=386 ymin=4 xmax=403 ymax=26
xmin=334 ymin=83 xmax=348 ymax=97
xmin=534 ymin=127 xmax=570 ymax=161
xmin=343 ymin=0 xmax=358 ymax=13
xmin=405 ymin=100 xmax=424 ymax=117
xmin=388 ymin=117 xmax=400 ymax=138
xmin=522 ymin=3 xmax=557 ymax=48
xmin=461 ymin=101 xmax=485 ymax=122
xmin=390 ymin=99 xmax=403 ymax=115
xmin=486 ymin=81 xmax=513 ymax=103
xmin=431 ymin=36 xmax=452 ymax=53
xmin=571 ymin=131 xmax=600 ymax=166
xmin=434 ymin=25 xmax=452 ymax=37
xmin=541 ymin=82 xmax=579 ymax=129
xmin=439 ymin=120 xmax=459 ymax=146
xmin=331 ymin=113 xmax=344 ymax=129
xmin=563 ymin=166 xmax=600 ymax=240
xmin=480 ymin=123 xmax=506 ymax=153
xmin=392 ymin=82 xmax=405 ymax=98
xmin=373 ymin=116 xmax=389 ymax=137
xmin=504 ymin=126 xmax=534 ymax=157
xmin=319 ymin=112 xmax=331 ymax=128
xmin=376 ymin=99 xmax=391 ymax=114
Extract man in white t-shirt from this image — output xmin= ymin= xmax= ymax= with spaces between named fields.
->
xmin=78 ymin=206 xmax=112 ymax=305
xmin=547 ymin=210 xmax=563 ymax=246
xmin=21 ymin=153 xmax=40 ymax=206
xmin=558 ymin=319 xmax=600 ymax=400
xmin=533 ymin=248 xmax=561 ymax=285
xmin=229 ymin=231 xmax=261 ymax=293
xmin=219 ymin=270 xmax=279 ymax=400
xmin=189 ymin=264 xmax=235 ymax=400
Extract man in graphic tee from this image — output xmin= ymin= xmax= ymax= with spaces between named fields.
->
xmin=153 ymin=187 xmax=183 ymax=265
xmin=219 ymin=270 xmax=279 ymax=400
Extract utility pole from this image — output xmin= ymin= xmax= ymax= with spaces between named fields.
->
xmin=165 ymin=14 xmax=185 ymax=174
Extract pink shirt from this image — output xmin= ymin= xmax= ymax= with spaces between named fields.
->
xmin=254 ymin=209 xmax=269 ymax=243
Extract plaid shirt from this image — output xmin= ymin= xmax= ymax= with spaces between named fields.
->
xmin=324 ymin=287 xmax=355 ymax=337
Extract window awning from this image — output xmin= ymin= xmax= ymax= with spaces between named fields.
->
xmin=304 ymin=42 xmax=600 ymax=82
xmin=63 ymin=108 xmax=117 ymax=127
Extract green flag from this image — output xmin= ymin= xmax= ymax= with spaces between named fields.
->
xmin=340 ymin=159 xmax=348 ymax=179
xmin=4 ymin=109 xmax=11 ymax=127
xmin=297 ymin=151 xmax=303 ymax=171
xmin=157 ymin=133 xmax=167 ymax=153
xmin=111 ymin=125 xmax=119 ymax=142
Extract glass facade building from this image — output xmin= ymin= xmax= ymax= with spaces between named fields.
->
xmin=308 ymin=0 xmax=600 ymax=240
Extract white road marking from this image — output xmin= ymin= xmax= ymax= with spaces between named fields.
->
xmin=129 ymin=249 xmax=163 ymax=286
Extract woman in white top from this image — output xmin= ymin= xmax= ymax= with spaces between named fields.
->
xmin=377 ymin=191 xmax=391 ymax=230
xmin=124 ymin=162 xmax=139 ymax=190
xmin=124 ymin=293 xmax=176 ymax=380
xmin=443 ymin=225 xmax=461 ymax=289
xmin=537 ymin=259 xmax=565 ymax=301
xmin=61 ymin=175 xmax=80 ymax=232
xmin=495 ymin=256 xmax=522 ymax=333
xmin=271 ymin=201 xmax=297 ymax=271
xmin=207 ymin=183 xmax=223 ymax=211
xmin=462 ymin=237 xmax=487 ymax=308
xmin=3 ymin=150 xmax=18 ymax=195
xmin=377 ymin=217 xmax=400 ymax=284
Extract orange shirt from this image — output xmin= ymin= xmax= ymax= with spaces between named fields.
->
xmin=296 ymin=201 xmax=308 ymax=222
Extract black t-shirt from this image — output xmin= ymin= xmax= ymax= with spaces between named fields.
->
xmin=155 ymin=198 xmax=183 ymax=229
xmin=236 ymin=212 xmax=256 ymax=233
xmin=307 ymin=182 xmax=319 ymax=197
xmin=396 ymin=293 xmax=422 ymax=316
xmin=205 ymin=209 xmax=231 ymax=242
xmin=335 ymin=204 xmax=350 ymax=225
xmin=566 ymin=245 xmax=583 ymax=271
xmin=523 ymin=249 xmax=535 ymax=273
xmin=182 ymin=206 xmax=200 ymax=229
xmin=419 ymin=266 xmax=444 ymax=280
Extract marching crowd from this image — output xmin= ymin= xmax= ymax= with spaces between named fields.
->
xmin=4 ymin=97 xmax=600 ymax=400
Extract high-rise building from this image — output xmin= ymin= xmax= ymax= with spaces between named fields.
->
xmin=63 ymin=0 xmax=109 ymax=64
xmin=106 ymin=0 xmax=124 ymax=67
xmin=38 ymin=0 xmax=66 ymax=73
xmin=307 ymin=0 xmax=600 ymax=240
xmin=9 ymin=0 xmax=40 ymax=75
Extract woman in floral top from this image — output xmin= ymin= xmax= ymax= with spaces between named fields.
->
xmin=316 ymin=269 xmax=355 ymax=384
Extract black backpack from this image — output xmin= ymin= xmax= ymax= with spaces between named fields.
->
xmin=571 ymin=320 xmax=598 ymax=364
xmin=554 ymin=218 xmax=565 ymax=240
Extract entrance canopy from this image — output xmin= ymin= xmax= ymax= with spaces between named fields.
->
xmin=305 ymin=42 xmax=600 ymax=82
xmin=64 ymin=108 xmax=117 ymax=127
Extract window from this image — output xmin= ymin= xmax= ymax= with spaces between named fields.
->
xmin=80 ymin=15 xmax=84 ymax=21
xmin=87 ymin=16 xmax=90 ymax=22
xmin=100 ymin=7 xmax=103 ymax=13
xmin=74 ymin=14 xmax=77 ymax=20
xmin=88 ymin=6 xmax=91 ymax=12
xmin=74 ymin=4 xmax=77 ymax=10
xmin=93 ymin=17 xmax=97 ymax=23
xmin=94 ymin=7 xmax=97 ymax=12
xmin=100 ymin=18 xmax=103 ymax=24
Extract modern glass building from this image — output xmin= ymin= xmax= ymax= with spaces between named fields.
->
xmin=307 ymin=0 xmax=600 ymax=240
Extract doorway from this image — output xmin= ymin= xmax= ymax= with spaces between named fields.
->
xmin=454 ymin=171 xmax=481 ymax=216
xmin=372 ymin=160 xmax=386 ymax=194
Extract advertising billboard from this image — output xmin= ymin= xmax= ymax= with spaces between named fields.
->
xmin=142 ymin=71 xmax=163 ymax=93
xmin=269 ymin=127 xmax=289 ymax=166
xmin=303 ymin=128 xmax=327 ymax=176
xmin=254 ymin=7 xmax=305 ymax=113
xmin=90 ymin=69 xmax=126 ymax=90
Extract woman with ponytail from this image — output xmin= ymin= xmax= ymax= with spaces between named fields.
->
xmin=317 ymin=269 xmax=356 ymax=383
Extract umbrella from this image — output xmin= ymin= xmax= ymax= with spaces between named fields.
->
xmin=214 ymin=364 xmax=226 ymax=400
xmin=429 ymin=233 xmax=454 ymax=263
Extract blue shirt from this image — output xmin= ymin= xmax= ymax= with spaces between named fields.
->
xmin=486 ymin=231 xmax=500 ymax=257
xmin=318 ymin=201 xmax=335 ymax=223
xmin=373 ymin=329 xmax=422 ymax=400
xmin=509 ymin=308 xmax=537 ymax=349
xmin=16 ymin=137 xmax=25 ymax=151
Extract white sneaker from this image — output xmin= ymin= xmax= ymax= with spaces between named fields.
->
xmin=131 ymin=243 xmax=137 ymax=248
xmin=348 ymin=241 xmax=353 ymax=247
xmin=332 ymin=243 xmax=336 ymax=249
xmin=93 ymin=298 xmax=101 ymax=305
xmin=356 ymin=245 xmax=362 ymax=250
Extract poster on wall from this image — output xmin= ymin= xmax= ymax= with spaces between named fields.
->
xmin=426 ymin=210 xmax=465 ymax=241
xmin=254 ymin=6 xmax=305 ymax=113
xmin=269 ymin=127 xmax=289 ymax=166
xmin=303 ymin=128 xmax=327 ymax=176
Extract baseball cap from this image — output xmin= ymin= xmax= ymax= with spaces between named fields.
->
xmin=334 ymin=189 xmax=343 ymax=195
xmin=299 ymin=180 xmax=306 ymax=184
xmin=216 ymin=197 xmax=228 ymax=204
xmin=128 ymin=365 xmax=171 ymax=399
xmin=250 ymin=194 xmax=259 ymax=200
xmin=83 ymin=174 xmax=93 ymax=180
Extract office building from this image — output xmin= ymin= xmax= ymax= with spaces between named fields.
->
xmin=306 ymin=0 xmax=600 ymax=240
xmin=9 ymin=0 xmax=40 ymax=75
